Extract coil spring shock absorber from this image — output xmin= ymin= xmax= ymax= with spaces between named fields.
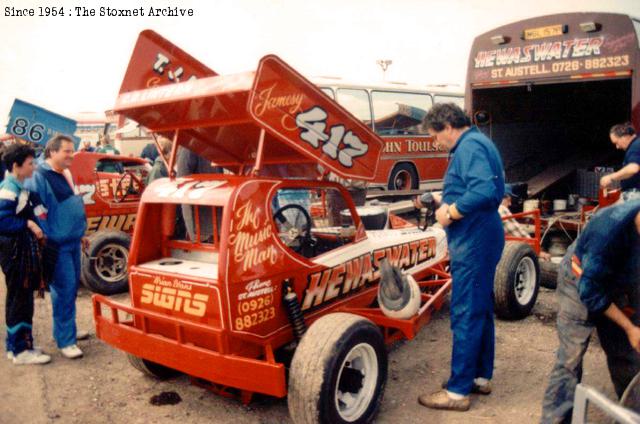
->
xmin=282 ymin=279 xmax=306 ymax=341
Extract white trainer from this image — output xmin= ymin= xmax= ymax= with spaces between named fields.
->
xmin=60 ymin=344 xmax=83 ymax=359
xmin=7 ymin=347 xmax=43 ymax=360
xmin=13 ymin=349 xmax=51 ymax=365
xmin=76 ymin=330 xmax=90 ymax=341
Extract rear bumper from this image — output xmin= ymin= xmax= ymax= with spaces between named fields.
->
xmin=92 ymin=295 xmax=287 ymax=398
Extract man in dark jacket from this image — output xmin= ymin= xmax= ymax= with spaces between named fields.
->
xmin=541 ymin=200 xmax=640 ymax=423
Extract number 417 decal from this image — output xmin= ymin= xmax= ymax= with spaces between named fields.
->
xmin=295 ymin=106 xmax=368 ymax=167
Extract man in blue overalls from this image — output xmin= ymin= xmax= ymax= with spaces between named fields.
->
xmin=416 ymin=103 xmax=505 ymax=411
xmin=26 ymin=135 xmax=88 ymax=359
xmin=600 ymin=123 xmax=640 ymax=201
xmin=541 ymin=200 xmax=640 ymax=423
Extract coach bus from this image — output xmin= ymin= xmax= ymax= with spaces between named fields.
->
xmin=466 ymin=12 xmax=640 ymax=198
xmin=314 ymin=78 xmax=463 ymax=190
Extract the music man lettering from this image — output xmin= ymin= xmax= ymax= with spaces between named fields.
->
xmin=228 ymin=202 xmax=278 ymax=272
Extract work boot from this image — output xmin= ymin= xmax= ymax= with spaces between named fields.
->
xmin=418 ymin=390 xmax=470 ymax=411
xmin=13 ymin=349 xmax=51 ymax=365
xmin=60 ymin=344 xmax=83 ymax=359
xmin=441 ymin=380 xmax=492 ymax=395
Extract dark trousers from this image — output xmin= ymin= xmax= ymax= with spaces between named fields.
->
xmin=541 ymin=246 xmax=640 ymax=423
xmin=2 ymin=261 xmax=34 ymax=355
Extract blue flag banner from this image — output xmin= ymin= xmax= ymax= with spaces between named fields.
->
xmin=6 ymin=99 xmax=80 ymax=148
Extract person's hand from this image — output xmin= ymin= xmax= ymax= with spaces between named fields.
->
xmin=626 ymin=325 xmax=640 ymax=353
xmin=435 ymin=203 xmax=452 ymax=227
xmin=27 ymin=220 xmax=43 ymax=240
xmin=432 ymin=192 xmax=442 ymax=205
xmin=81 ymin=237 xmax=90 ymax=253
xmin=600 ymin=175 xmax=613 ymax=188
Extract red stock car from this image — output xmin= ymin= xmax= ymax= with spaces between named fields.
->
xmin=92 ymin=31 xmax=452 ymax=424
xmin=74 ymin=151 xmax=147 ymax=294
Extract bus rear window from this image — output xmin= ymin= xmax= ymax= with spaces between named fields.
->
xmin=371 ymin=91 xmax=432 ymax=135
xmin=336 ymin=88 xmax=372 ymax=126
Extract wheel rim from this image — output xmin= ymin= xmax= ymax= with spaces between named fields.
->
xmin=94 ymin=243 xmax=129 ymax=283
xmin=393 ymin=170 xmax=413 ymax=190
xmin=334 ymin=343 xmax=379 ymax=422
xmin=514 ymin=256 xmax=536 ymax=305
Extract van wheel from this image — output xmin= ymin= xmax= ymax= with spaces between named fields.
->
xmin=494 ymin=242 xmax=540 ymax=320
xmin=288 ymin=313 xmax=387 ymax=424
xmin=539 ymin=260 xmax=559 ymax=289
xmin=81 ymin=230 xmax=130 ymax=295
xmin=127 ymin=354 xmax=179 ymax=379
xmin=387 ymin=164 xmax=418 ymax=190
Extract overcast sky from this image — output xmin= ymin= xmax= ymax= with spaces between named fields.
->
xmin=1 ymin=0 xmax=639 ymax=128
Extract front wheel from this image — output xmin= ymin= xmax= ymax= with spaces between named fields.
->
xmin=127 ymin=354 xmax=180 ymax=379
xmin=288 ymin=313 xmax=387 ymax=424
xmin=81 ymin=230 xmax=130 ymax=295
xmin=494 ymin=242 xmax=540 ymax=320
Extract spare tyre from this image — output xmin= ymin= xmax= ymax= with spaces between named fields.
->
xmin=81 ymin=230 xmax=130 ymax=295
xmin=540 ymin=259 xmax=559 ymax=290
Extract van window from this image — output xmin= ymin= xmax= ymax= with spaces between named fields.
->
xmin=371 ymin=91 xmax=432 ymax=135
xmin=336 ymin=89 xmax=372 ymax=126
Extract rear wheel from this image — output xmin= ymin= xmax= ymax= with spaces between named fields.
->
xmin=387 ymin=163 xmax=418 ymax=191
xmin=127 ymin=354 xmax=180 ymax=379
xmin=494 ymin=242 xmax=540 ymax=320
xmin=288 ymin=313 xmax=387 ymax=424
xmin=81 ymin=230 xmax=130 ymax=295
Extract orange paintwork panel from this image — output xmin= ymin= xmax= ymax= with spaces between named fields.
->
xmin=119 ymin=29 xmax=217 ymax=94
xmin=249 ymin=55 xmax=383 ymax=181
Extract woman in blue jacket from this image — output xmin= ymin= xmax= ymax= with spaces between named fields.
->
xmin=0 ymin=143 xmax=51 ymax=365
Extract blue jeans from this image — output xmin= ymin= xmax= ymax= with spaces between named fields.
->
xmin=50 ymin=243 xmax=81 ymax=349
xmin=541 ymin=245 xmax=640 ymax=423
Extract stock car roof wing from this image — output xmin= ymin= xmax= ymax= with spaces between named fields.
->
xmin=114 ymin=30 xmax=383 ymax=181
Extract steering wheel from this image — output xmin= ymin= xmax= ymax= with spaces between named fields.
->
xmin=273 ymin=204 xmax=312 ymax=254
xmin=114 ymin=171 xmax=142 ymax=203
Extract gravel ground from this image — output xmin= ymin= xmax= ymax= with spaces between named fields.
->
xmin=0 ymin=273 xmax=618 ymax=424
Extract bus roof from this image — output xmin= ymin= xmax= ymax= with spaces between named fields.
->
xmin=311 ymin=77 xmax=463 ymax=96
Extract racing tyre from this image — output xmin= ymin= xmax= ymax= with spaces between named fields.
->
xmin=288 ymin=313 xmax=387 ymax=424
xmin=387 ymin=163 xmax=418 ymax=191
xmin=494 ymin=242 xmax=540 ymax=320
xmin=127 ymin=354 xmax=180 ymax=379
xmin=621 ymin=371 xmax=640 ymax=412
xmin=539 ymin=259 xmax=559 ymax=290
xmin=81 ymin=230 xmax=131 ymax=295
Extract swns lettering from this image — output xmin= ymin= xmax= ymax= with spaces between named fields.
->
xmin=301 ymin=238 xmax=436 ymax=310
xmin=140 ymin=280 xmax=209 ymax=317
